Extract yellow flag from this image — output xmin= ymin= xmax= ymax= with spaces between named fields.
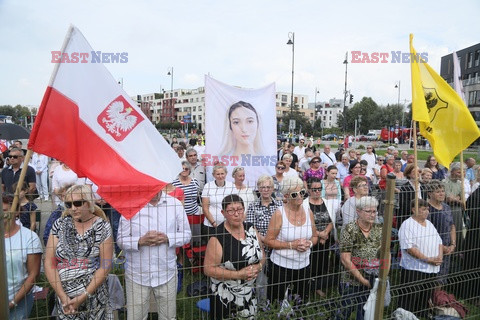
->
xmin=410 ymin=34 xmax=480 ymax=167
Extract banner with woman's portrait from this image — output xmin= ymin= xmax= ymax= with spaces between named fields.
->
xmin=204 ymin=75 xmax=276 ymax=187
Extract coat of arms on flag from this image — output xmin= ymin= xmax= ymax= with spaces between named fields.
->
xmin=97 ymin=95 xmax=143 ymax=141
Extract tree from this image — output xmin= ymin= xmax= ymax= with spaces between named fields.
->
xmin=280 ymin=108 xmax=313 ymax=135
xmin=337 ymin=97 xmax=381 ymax=133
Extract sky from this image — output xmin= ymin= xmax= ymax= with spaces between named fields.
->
xmin=0 ymin=0 xmax=479 ymax=108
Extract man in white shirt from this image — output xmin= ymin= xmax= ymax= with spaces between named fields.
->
xmin=298 ymin=148 xmax=313 ymax=175
xmin=320 ymin=145 xmax=336 ymax=166
xmin=293 ymin=138 xmax=306 ymax=160
xmin=31 ymin=152 xmax=49 ymax=200
xmin=336 ymin=154 xmax=350 ymax=183
xmin=118 ymin=191 xmax=191 ymax=320
xmin=400 ymin=151 xmax=408 ymax=165
xmin=360 ymin=145 xmax=376 ymax=173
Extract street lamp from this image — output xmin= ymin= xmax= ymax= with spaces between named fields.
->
xmin=395 ymin=81 xmax=403 ymax=127
xmin=342 ymin=52 xmax=348 ymax=134
xmin=167 ymin=67 xmax=174 ymax=125
xmin=287 ymin=32 xmax=295 ymax=132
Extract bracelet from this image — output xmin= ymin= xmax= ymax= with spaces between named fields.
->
xmin=289 ymin=242 xmax=292 ymax=250
xmin=309 ymin=240 xmax=313 ymax=248
xmin=10 ymin=299 xmax=17 ymax=307
xmin=84 ymin=290 xmax=92 ymax=298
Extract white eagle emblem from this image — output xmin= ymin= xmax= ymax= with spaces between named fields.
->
xmin=101 ymin=101 xmax=138 ymax=137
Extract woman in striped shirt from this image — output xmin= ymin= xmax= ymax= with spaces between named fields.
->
xmin=172 ymin=161 xmax=201 ymax=219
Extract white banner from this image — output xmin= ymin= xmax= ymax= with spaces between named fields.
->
xmin=204 ymin=76 xmax=276 ymax=187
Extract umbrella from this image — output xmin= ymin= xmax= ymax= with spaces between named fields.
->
xmin=0 ymin=123 xmax=30 ymax=140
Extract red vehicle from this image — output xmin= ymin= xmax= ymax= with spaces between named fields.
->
xmin=380 ymin=127 xmax=411 ymax=143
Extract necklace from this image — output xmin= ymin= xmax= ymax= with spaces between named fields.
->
xmin=76 ymin=215 xmax=96 ymax=224
xmin=287 ymin=207 xmax=304 ymax=225
xmin=356 ymin=220 xmax=372 ymax=233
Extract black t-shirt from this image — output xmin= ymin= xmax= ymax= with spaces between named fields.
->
xmin=1 ymin=165 xmax=36 ymax=193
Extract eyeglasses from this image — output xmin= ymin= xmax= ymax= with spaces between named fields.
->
xmin=182 ymin=167 xmax=190 ymax=171
xmin=276 ymin=166 xmax=285 ymax=170
xmin=8 ymin=155 xmax=21 ymax=159
xmin=187 ymin=154 xmax=197 ymax=157
xmin=225 ymin=208 xmax=244 ymax=215
xmin=310 ymin=188 xmax=321 ymax=192
xmin=289 ymin=189 xmax=307 ymax=199
xmin=259 ymin=186 xmax=272 ymax=190
xmin=311 ymin=161 xmax=320 ymax=164
xmin=64 ymin=200 xmax=86 ymax=209
xmin=378 ymin=159 xmax=384 ymax=161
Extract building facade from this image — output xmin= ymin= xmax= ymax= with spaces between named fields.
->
xmin=440 ymin=43 xmax=480 ymax=124
xmin=312 ymin=98 xmax=343 ymax=128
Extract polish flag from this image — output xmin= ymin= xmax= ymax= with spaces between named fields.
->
xmin=28 ymin=25 xmax=182 ymax=219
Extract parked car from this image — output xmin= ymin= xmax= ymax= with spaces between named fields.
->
xmin=321 ymin=134 xmax=338 ymax=141
xmin=277 ymin=134 xmax=288 ymax=142
xmin=355 ymin=135 xmax=368 ymax=142
xmin=366 ymin=133 xmax=378 ymax=141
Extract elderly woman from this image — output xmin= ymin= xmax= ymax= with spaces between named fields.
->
xmin=398 ymin=199 xmax=443 ymax=317
xmin=44 ymin=185 xmax=113 ymax=319
xmin=341 ymin=176 xmax=369 ymax=226
xmin=4 ymin=195 xmax=42 ymax=320
xmin=306 ymin=177 xmax=334 ymax=297
xmin=425 ymin=155 xmax=446 ymax=180
xmin=342 ymin=160 xmax=362 ymax=200
xmin=171 ymin=161 xmax=201 ymax=219
xmin=282 ymin=154 xmax=298 ymax=178
xmin=246 ymin=175 xmax=283 ymax=304
xmin=336 ymin=196 xmax=384 ymax=320
xmin=272 ymin=161 xmax=286 ymax=200
xmin=204 ymin=194 xmax=265 ymax=319
xmin=202 ymin=164 xmax=235 ymax=234
xmin=420 ymin=168 xmax=433 ymax=200
xmin=393 ymin=160 xmax=405 ymax=180
xmin=303 ymin=156 xmax=325 ymax=181
xmin=264 ymin=176 xmax=318 ymax=303
xmin=427 ymin=180 xmax=455 ymax=284
xmin=232 ymin=166 xmax=255 ymax=209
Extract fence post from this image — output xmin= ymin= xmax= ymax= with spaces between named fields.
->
xmin=374 ymin=172 xmax=396 ymax=319
xmin=0 ymin=177 xmax=9 ymax=317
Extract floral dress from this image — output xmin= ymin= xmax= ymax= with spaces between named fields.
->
xmin=210 ymin=222 xmax=263 ymax=320
xmin=51 ymin=216 xmax=113 ymax=319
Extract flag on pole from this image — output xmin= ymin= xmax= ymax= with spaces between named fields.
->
xmin=452 ymin=50 xmax=466 ymax=101
xmin=409 ymin=34 xmax=480 ymax=167
xmin=28 ymin=25 xmax=181 ymax=219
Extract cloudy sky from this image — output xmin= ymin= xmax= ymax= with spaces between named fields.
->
xmin=0 ymin=0 xmax=478 ymax=108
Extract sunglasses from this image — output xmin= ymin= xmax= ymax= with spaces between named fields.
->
xmin=64 ymin=200 xmax=86 ymax=209
xmin=310 ymin=187 xmax=321 ymax=192
xmin=289 ymin=189 xmax=307 ymax=199
xmin=276 ymin=166 xmax=285 ymax=170
xmin=8 ymin=155 xmax=21 ymax=159
xmin=311 ymin=161 xmax=320 ymax=164
xmin=182 ymin=167 xmax=190 ymax=171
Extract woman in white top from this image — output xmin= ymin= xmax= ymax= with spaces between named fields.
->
xmin=202 ymin=164 xmax=235 ymax=235
xmin=264 ymin=176 xmax=318 ymax=303
xmin=281 ymin=154 xmax=298 ymax=178
xmin=52 ymin=163 xmax=80 ymax=206
xmin=341 ymin=176 xmax=369 ymax=226
xmin=398 ymin=199 xmax=443 ymax=317
xmin=232 ymin=166 xmax=255 ymax=209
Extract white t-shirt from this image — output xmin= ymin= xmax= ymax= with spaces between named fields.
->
xmin=52 ymin=166 xmax=82 ymax=205
xmin=361 ymin=152 xmax=376 ymax=171
xmin=320 ymin=151 xmax=336 ymax=166
xmin=235 ymin=186 xmax=256 ymax=210
xmin=341 ymin=197 xmax=357 ymax=226
xmin=201 ymin=181 xmax=236 ymax=227
xmin=5 ymin=227 xmax=43 ymax=300
xmin=283 ymin=168 xmax=299 ymax=178
xmin=399 ymin=217 xmax=442 ymax=274
xmin=293 ymin=146 xmax=306 ymax=160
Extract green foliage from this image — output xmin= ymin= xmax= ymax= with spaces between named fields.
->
xmin=0 ymin=104 xmax=33 ymax=125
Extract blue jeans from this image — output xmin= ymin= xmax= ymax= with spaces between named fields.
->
xmin=335 ymin=282 xmax=369 ymax=320
xmin=9 ymin=293 xmax=33 ymax=320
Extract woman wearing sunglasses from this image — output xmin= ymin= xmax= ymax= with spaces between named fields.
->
xmin=204 ymin=194 xmax=265 ymax=319
xmin=272 ymin=160 xmax=286 ymax=200
xmin=305 ymin=177 xmax=334 ymax=298
xmin=264 ymin=176 xmax=318 ymax=303
xmin=44 ymin=185 xmax=113 ymax=319
xmin=302 ymin=156 xmax=325 ymax=188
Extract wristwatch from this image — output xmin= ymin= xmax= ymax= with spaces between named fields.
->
xmin=10 ymin=299 xmax=17 ymax=307
xmin=84 ymin=290 xmax=92 ymax=298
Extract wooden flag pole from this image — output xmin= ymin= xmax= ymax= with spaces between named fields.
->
xmin=413 ymin=121 xmax=419 ymax=215
xmin=460 ymin=152 xmax=466 ymax=208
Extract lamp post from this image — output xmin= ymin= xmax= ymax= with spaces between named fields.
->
xmin=287 ymin=32 xmax=295 ymax=133
xmin=342 ymin=52 xmax=348 ymax=134
xmin=395 ymin=81 xmax=402 ymax=127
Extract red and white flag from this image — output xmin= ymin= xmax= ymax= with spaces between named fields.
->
xmin=28 ymin=25 xmax=181 ymax=219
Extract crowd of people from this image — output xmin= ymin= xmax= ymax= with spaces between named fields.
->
xmin=3 ymin=136 xmax=480 ymax=319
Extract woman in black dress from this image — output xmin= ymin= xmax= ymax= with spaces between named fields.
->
xmin=204 ymin=194 xmax=266 ymax=319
